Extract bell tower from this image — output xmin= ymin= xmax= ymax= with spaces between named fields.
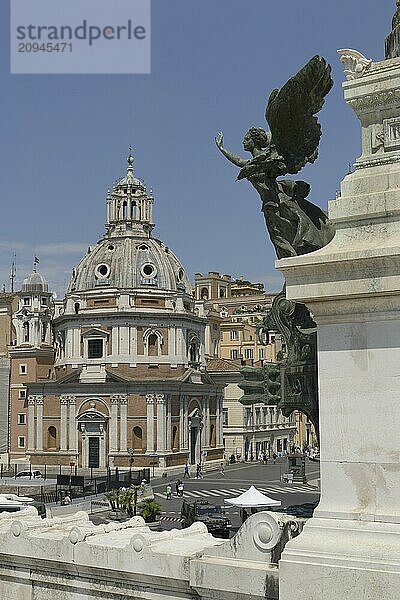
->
xmin=12 ymin=266 xmax=54 ymax=348
xmin=9 ymin=265 xmax=55 ymax=459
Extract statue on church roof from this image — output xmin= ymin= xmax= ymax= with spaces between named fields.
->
xmin=386 ymin=0 xmax=400 ymax=59
xmin=215 ymin=55 xmax=335 ymax=259
xmin=393 ymin=0 xmax=400 ymax=30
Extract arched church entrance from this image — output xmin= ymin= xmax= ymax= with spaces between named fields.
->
xmin=77 ymin=409 xmax=108 ymax=468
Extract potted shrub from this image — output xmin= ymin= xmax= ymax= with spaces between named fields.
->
xmin=139 ymin=498 xmax=162 ymax=528
xmin=105 ymin=489 xmax=120 ymax=511
xmin=118 ymin=485 xmax=143 ymax=517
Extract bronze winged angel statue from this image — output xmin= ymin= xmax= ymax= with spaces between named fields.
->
xmin=216 ymin=55 xmax=335 ymax=259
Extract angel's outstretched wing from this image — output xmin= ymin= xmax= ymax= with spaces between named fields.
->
xmin=266 ymin=56 xmax=333 ymax=175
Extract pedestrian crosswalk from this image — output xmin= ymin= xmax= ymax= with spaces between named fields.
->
xmin=155 ymin=483 xmax=318 ymax=501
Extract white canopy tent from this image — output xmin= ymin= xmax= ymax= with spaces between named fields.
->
xmin=225 ymin=486 xmax=281 ymax=508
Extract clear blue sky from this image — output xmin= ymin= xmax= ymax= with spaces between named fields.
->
xmin=0 ymin=0 xmax=395 ymax=295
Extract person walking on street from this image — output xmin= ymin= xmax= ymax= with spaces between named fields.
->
xmin=220 ymin=462 xmax=225 ymax=476
xmin=178 ymin=480 xmax=184 ymax=497
xmin=272 ymin=453 xmax=277 ymax=465
xmin=166 ymin=483 xmax=172 ymax=500
xmin=183 ymin=462 xmax=190 ymax=478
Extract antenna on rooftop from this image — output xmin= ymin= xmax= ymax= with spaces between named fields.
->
xmin=10 ymin=253 xmax=16 ymax=293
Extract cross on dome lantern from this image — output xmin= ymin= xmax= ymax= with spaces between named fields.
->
xmin=127 ymin=145 xmax=134 ymax=168
xmin=126 ymin=145 xmax=135 ymax=183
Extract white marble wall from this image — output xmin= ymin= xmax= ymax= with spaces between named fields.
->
xmin=0 ymin=510 xmax=282 ymax=600
xmin=277 ymin=53 xmax=400 ymax=600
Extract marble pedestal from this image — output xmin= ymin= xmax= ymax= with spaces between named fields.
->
xmin=277 ymin=54 xmax=400 ymax=599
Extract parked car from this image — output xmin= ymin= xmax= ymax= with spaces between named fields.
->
xmin=273 ymin=501 xmax=319 ymax=519
xmin=181 ymin=500 xmax=231 ymax=538
xmin=0 ymin=494 xmax=46 ymax=518
xmin=15 ymin=470 xmax=42 ymax=478
xmin=309 ymin=453 xmax=320 ymax=462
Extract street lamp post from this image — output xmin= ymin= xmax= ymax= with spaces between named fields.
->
xmin=251 ymin=405 xmax=256 ymax=461
xmin=128 ymin=447 xmax=134 ymax=481
xmin=199 ymin=418 xmax=204 ymax=466
xmin=189 ymin=410 xmax=204 ymax=465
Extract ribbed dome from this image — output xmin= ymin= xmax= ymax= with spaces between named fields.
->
xmin=22 ymin=271 xmax=49 ymax=293
xmin=67 ymin=236 xmax=192 ymax=294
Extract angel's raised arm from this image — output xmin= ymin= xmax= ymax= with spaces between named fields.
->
xmin=215 ymin=131 xmax=247 ymax=168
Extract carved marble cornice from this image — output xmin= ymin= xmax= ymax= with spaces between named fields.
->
xmin=347 ymin=89 xmax=400 ymax=111
xmin=355 ymin=153 xmax=400 ymax=170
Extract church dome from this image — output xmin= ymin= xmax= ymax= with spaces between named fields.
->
xmin=22 ymin=270 xmax=49 ymax=293
xmin=67 ymin=151 xmax=192 ymax=295
xmin=68 ymin=235 xmax=192 ymax=294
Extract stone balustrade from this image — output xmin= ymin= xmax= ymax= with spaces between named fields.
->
xmin=0 ymin=508 xmax=304 ymax=600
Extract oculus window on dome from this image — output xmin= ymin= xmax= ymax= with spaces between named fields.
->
xmin=140 ymin=263 xmax=157 ymax=285
xmin=95 ymin=263 xmax=110 ymax=279
xmin=141 ymin=263 xmax=156 ymax=278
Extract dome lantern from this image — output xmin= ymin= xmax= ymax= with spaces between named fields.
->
xmin=105 ymin=149 xmax=154 ymax=238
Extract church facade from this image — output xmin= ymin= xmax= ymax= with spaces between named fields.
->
xmin=13 ymin=153 xmax=224 ymax=469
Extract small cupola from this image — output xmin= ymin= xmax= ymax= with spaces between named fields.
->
xmin=105 ymin=147 xmax=154 ymax=238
